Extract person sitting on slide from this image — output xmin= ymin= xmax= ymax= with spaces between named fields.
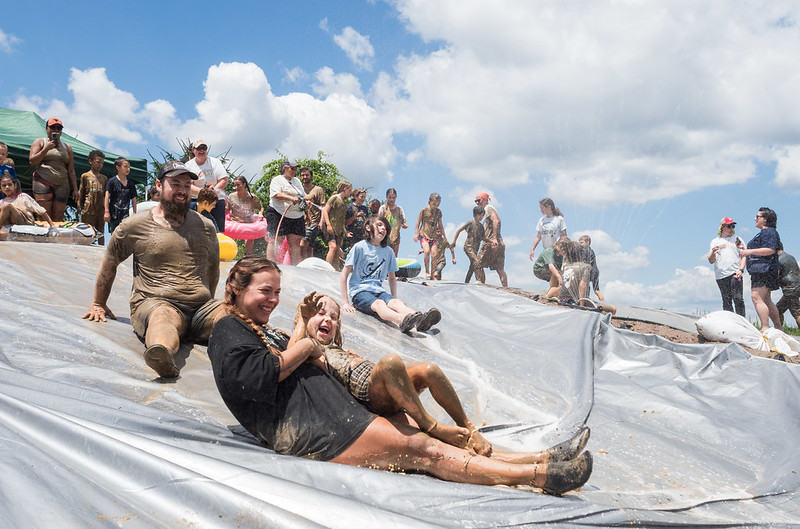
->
xmin=208 ymin=257 xmax=594 ymax=495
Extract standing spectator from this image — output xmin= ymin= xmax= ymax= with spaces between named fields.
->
xmin=452 ymin=206 xmax=485 ymax=283
xmin=776 ymin=243 xmax=800 ymax=328
xmin=299 ymin=166 xmax=326 ymax=261
xmin=78 ymin=150 xmax=108 ymax=244
xmin=738 ymin=207 xmax=781 ymax=329
xmin=226 ymin=175 xmax=265 ymax=256
xmin=266 ymin=160 xmax=305 ymax=264
xmin=104 ymin=157 xmax=137 ymax=234
xmin=474 ymin=192 xmax=508 ymax=287
xmin=529 ymin=198 xmax=566 ymax=261
xmin=345 ymin=188 xmax=369 ymax=246
xmin=414 ymin=193 xmax=446 ymax=279
xmin=321 ymin=180 xmax=352 ymax=270
xmin=378 ymin=188 xmax=406 ymax=257
xmin=28 ymin=117 xmax=79 ymax=222
xmin=707 ymin=217 xmax=745 ymax=316
xmin=185 ymin=139 xmax=228 ymax=232
xmin=578 ymin=235 xmax=604 ymax=301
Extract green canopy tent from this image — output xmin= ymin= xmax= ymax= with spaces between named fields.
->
xmin=0 ymin=107 xmax=148 ymax=193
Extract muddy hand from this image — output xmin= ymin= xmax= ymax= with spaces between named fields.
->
xmin=299 ymin=291 xmax=324 ymax=322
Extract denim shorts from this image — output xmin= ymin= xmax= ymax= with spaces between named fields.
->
xmin=351 ymin=290 xmax=394 ymax=315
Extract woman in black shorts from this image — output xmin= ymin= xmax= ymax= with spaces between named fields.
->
xmin=739 ymin=207 xmax=781 ymax=329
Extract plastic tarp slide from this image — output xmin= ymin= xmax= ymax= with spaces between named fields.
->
xmin=1 ymin=242 xmax=799 ymax=528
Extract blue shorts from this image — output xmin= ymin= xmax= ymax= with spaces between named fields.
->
xmin=351 ymin=290 xmax=394 ymax=315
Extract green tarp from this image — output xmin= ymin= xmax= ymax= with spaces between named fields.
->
xmin=0 ymin=107 xmax=148 ymax=192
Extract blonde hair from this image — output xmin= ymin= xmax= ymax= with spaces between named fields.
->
xmin=336 ymin=181 xmax=352 ymax=194
xmin=291 ymin=294 xmax=343 ymax=348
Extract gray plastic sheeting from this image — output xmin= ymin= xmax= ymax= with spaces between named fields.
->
xmin=1 ymin=242 xmax=798 ymax=528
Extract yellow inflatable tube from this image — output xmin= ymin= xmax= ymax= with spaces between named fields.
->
xmin=217 ymin=233 xmax=238 ymax=260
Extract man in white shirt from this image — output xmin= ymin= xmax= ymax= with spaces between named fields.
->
xmin=185 ymin=138 xmax=228 ymax=232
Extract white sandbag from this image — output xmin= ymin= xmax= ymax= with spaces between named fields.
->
xmin=763 ymin=327 xmax=800 ymax=357
xmin=696 ymin=310 xmax=771 ymax=351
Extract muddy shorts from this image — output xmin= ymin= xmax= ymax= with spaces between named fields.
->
xmin=33 ymin=175 xmax=70 ymax=203
xmin=348 ymin=360 xmax=374 ymax=404
xmin=303 ymin=223 xmax=320 ymax=242
xmin=477 ymin=242 xmax=505 ymax=271
xmin=131 ymin=297 xmax=224 ymax=344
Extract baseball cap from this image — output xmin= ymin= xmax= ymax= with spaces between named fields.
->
xmin=721 ymin=217 xmax=736 ymax=225
xmin=282 ymin=159 xmax=300 ymax=168
xmin=192 ymin=139 xmax=208 ymax=149
xmin=46 ymin=117 xmax=63 ymax=127
xmin=475 ymin=192 xmax=490 ymax=201
xmin=158 ymin=160 xmax=198 ymax=180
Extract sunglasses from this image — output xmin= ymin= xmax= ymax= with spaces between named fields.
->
xmin=49 ymin=125 xmax=63 ymax=131
xmin=194 ymin=146 xmax=208 ymax=151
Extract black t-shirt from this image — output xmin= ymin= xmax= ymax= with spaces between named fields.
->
xmin=208 ymin=315 xmax=376 ymax=461
xmin=106 ymin=176 xmax=137 ymax=222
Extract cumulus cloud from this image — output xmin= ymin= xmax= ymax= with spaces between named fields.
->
xmin=774 ymin=145 xmax=800 ymax=189
xmin=0 ymin=28 xmax=21 ymax=53
xmin=383 ymin=0 xmax=800 ymax=204
xmin=333 ymin=27 xmax=375 ymax=71
xmin=312 ymin=67 xmax=364 ymax=98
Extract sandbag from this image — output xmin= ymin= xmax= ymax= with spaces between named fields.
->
xmin=696 ymin=310 xmax=800 ymax=356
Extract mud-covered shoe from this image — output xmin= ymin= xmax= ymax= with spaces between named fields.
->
xmin=400 ymin=312 xmax=423 ymax=333
xmin=415 ymin=308 xmax=441 ymax=332
xmin=541 ymin=451 xmax=593 ymax=495
xmin=144 ymin=344 xmax=180 ymax=378
xmin=546 ymin=427 xmax=590 ymax=463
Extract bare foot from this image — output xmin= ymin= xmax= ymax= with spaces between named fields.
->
xmin=466 ymin=430 xmax=493 ymax=457
xmin=426 ymin=421 xmax=471 ymax=448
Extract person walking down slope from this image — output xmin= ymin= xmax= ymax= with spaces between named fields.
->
xmin=707 ymin=217 xmax=746 ymax=317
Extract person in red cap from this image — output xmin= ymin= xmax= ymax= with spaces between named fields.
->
xmin=28 ymin=117 xmax=79 ymax=222
xmin=707 ymin=217 xmax=746 ymax=316
xmin=83 ymin=160 xmax=226 ymax=379
xmin=473 ymin=192 xmax=508 ymax=287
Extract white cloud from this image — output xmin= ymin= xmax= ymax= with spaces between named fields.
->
xmin=0 ymin=29 xmax=21 ymax=53
xmin=284 ymin=67 xmax=306 ymax=84
xmin=312 ymin=67 xmax=363 ymax=98
xmin=383 ymin=1 xmax=800 ymax=204
xmin=333 ymin=27 xmax=375 ymax=71
xmin=774 ymin=145 xmax=800 ymax=189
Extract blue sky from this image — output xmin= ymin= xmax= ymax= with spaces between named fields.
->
xmin=3 ymin=1 xmax=800 ymax=319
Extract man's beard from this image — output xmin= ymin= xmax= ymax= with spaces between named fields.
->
xmin=161 ymin=196 xmax=190 ymax=220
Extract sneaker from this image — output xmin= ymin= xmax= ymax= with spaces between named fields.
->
xmin=415 ymin=308 xmax=441 ymax=332
xmin=400 ymin=312 xmax=423 ymax=333
xmin=144 ymin=344 xmax=180 ymax=378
